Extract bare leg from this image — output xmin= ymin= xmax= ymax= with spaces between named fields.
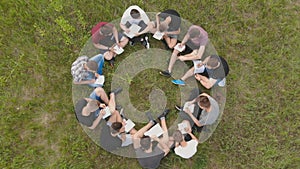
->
xmin=167 ymin=49 xmax=180 ymax=73
xmin=134 ymin=122 xmax=154 ymax=138
xmin=119 ymin=37 xmax=129 ymax=48
xmin=108 ymin=93 xmax=116 ymax=112
xmin=95 ymin=87 xmax=109 ymax=104
xmin=159 ymin=118 xmax=169 ymax=146
xmin=182 ymin=50 xmax=197 ymax=58
xmin=181 ymin=67 xmax=195 ymax=81
xmin=164 ymin=36 xmax=177 ymax=49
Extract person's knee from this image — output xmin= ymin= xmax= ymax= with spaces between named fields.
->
xmin=95 ymin=87 xmax=105 ymax=96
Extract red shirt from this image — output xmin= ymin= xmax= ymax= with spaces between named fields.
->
xmin=91 ymin=22 xmax=114 ymax=44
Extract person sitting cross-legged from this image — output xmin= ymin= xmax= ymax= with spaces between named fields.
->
xmin=159 ymin=25 xmax=208 ymax=83
xmin=71 ymin=54 xmax=105 ymax=88
xmin=172 ymin=120 xmax=199 ymax=159
xmin=91 ymin=22 xmax=129 ymax=67
xmin=133 ymin=110 xmax=171 ymax=169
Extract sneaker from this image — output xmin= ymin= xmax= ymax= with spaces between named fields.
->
xmin=175 ymin=105 xmax=183 ymax=111
xmin=172 ymin=79 xmax=185 ymax=86
xmin=146 ymin=112 xmax=156 ymax=124
xmin=110 ymin=87 xmax=122 ymax=95
xmin=129 ymin=40 xmax=135 ymax=46
xmin=157 ymin=109 xmax=170 ymax=120
xmin=144 ymin=36 xmax=150 ymax=49
xmin=116 ymin=105 xmax=122 ymax=111
xmin=159 ymin=70 xmax=171 ymax=77
xmin=109 ymin=59 xmax=115 ymax=67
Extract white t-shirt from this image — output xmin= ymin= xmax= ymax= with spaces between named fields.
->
xmin=120 ymin=5 xmax=150 ymax=25
xmin=174 ymin=140 xmax=198 ymax=159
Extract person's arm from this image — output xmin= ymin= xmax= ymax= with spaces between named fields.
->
xmin=112 ymin=26 xmax=120 ymax=46
xmin=73 ymin=79 xmax=96 ymax=85
xmin=187 ymin=131 xmax=199 ymax=142
xmin=165 ymin=28 xmax=180 ymax=35
xmin=152 ymin=135 xmax=170 ymax=156
xmin=93 ymin=42 xmax=112 ymax=50
xmin=196 ymin=45 xmax=206 ymax=60
xmin=195 ymin=74 xmax=217 ymax=89
xmin=88 ymin=109 xmax=106 ymax=129
xmin=180 ymin=33 xmax=190 ymax=46
xmin=120 ymin=23 xmax=130 ymax=33
xmin=185 ymin=110 xmax=203 ymax=127
xmin=155 ymin=12 xmax=161 ymax=31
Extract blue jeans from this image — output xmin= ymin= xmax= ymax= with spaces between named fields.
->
xmin=87 ymin=54 xmax=105 ymax=88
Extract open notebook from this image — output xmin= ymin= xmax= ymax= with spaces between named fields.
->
xmin=178 ymin=122 xmax=188 ymax=134
xmin=124 ymin=119 xmax=135 ymax=133
xmin=102 ymin=107 xmax=111 ymax=119
xmin=153 ymin=31 xmax=164 ymax=40
xmin=123 ymin=24 xmax=141 ymax=39
xmin=144 ymin=124 xmax=164 ymax=137
xmin=113 ymin=45 xmax=124 ymax=55
xmin=174 ymin=43 xmax=186 ymax=52
xmin=183 ymin=102 xmax=195 ymax=113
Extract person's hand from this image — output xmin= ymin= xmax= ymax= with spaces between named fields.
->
xmin=100 ymin=109 xmax=106 ymax=116
xmin=99 ymin=103 xmax=106 ymax=108
xmin=195 ymin=74 xmax=201 ymax=81
xmin=178 ymin=56 xmax=185 ymax=61
xmin=125 ymin=29 xmax=130 ymax=33
xmin=178 ymin=43 xmax=184 ymax=48
xmin=151 ymin=135 xmax=159 ymax=141
xmin=196 ymin=62 xmax=204 ymax=68
xmin=94 ymin=72 xmax=100 ymax=78
xmin=184 ymin=127 xmax=192 ymax=133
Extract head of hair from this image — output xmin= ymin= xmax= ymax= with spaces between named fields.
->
xmin=100 ymin=24 xmax=113 ymax=35
xmin=189 ymin=28 xmax=201 ymax=39
xmin=86 ymin=61 xmax=98 ymax=72
xmin=140 ymin=136 xmax=151 ymax=151
xmin=207 ymin=55 xmax=220 ymax=68
xmin=130 ymin=9 xmax=140 ymax=19
xmin=159 ymin=22 xmax=168 ymax=32
xmin=173 ymin=130 xmax=183 ymax=143
xmin=197 ymin=95 xmax=210 ymax=109
xmin=111 ymin=122 xmax=123 ymax=134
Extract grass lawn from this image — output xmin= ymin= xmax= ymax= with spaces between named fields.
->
xmin=0 ymin=0 xmax=299 ymax=168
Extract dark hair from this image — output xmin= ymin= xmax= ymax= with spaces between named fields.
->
xmin=100 ymin=24 xmax=113 ymax=35
xmin=86 ymin=61 xmax=98 ymax=72
xmin=173 ymin=130 xmax=183 ymax=143
xmin=207 ymin=55 xmax=220 ymax=68
xmin=189 ymin=28 xmax=200 ymax=39
xmin=197 ymin=95 xmax=210 ymax=109
xmin=130 ymin=9 xmax=140 ymax=19
xmin=111 ymin=122 xmax=123 ymax=134
xmin=140 ymin=136 xmax=151 ymax=150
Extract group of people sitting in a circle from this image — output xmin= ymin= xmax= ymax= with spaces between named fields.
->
xmin=71 ymin=5 xmax=229 ymax=169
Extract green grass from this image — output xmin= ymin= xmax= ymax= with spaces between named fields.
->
xmin=1 ymin=0 xmax=299 ymax=168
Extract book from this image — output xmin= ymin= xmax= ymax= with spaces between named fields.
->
xmin=94 ymin=75 xmax=105 ymax=85
xmin=193 ymin=60 xmax=205 ymax=74
xmin=124 ymin=119 xmax=135 ymax=133
xmin=174 ymin=43 xmax=186 ymax=52
xmin=178 ymin=122 xmax=188 ymax=134
xmin=102 ymin=107 xmax=112 ymax=119
xmin=144 ymin=124 xmax=164 ymax=138
xmin=183 ymin=102 xmax=195 ymax=113
xmin=153 ymin=31 xmax=164 ymax=40
xmin=123 ymin=24 xmax=141 ymax=39
xmin=113 ymin=45 xmax=124 ymax=55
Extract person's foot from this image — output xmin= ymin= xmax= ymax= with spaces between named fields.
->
xmin=175 ymin=105 xmax=183 ymax=111
xmin=146 ymin=111 xmax=156 ymax=124
xmin=109 ymin=59 xmax=115 ymax=68
xmin=110 ymin=87 xmax=122 ymax=95
xmin=142 ymin=36 xmax=150 ymax=49
xmin=159 ymin=70 xmax=171 ymax=77
xmin=119 ymin=108 xmax=127 ymax=120
xmin=157 ymin=109 xmax=170 ymax=120
xmin=172 ymin=79 xmax=185 ymax=86
xmin=129 ymin=40 xmax=135 ymax=46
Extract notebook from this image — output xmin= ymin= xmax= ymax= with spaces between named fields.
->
xmin=153 ymin=31 xmax=164 ymax=40
xmin=178 ymin=122 xmax=188 ymax=134
xmin=113 ymin=45 xmax=124 ymax=55
xmin=144 ymin=124 xmax=164 ymax=137
xmin=125 ymin=119 xmax=135 ymax=133
xmin=94 ymin=75 xmax=105 ymax=85
xmin=102 ymin=107 xmax=111 ymax=119
xmin=193 ymin=60 xmax=205 ymax=74
xmin=123 ymin=24 xmax=141 ymax=39
xmin=183 ymin=102 xmax=195 ymax=113
xmin=174 ymin=43 xmax=186 ymax=52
